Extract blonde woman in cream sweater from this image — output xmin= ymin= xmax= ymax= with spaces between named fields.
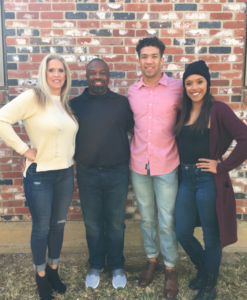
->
xmin=0 ymin=54 xmax=78 ymax=300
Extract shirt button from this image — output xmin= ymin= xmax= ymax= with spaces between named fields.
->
xmin=151 ymin=91 xmax=152 ymax=93
xmin=150 ymin=104 xmax=152 ymax=106
xmin=149 ymin=116 xmax=151 ymax=119
xmin=149 ymin=143 xmax=151 ymax=145
xmin=149 ymin=130 xmax=151 ymax=132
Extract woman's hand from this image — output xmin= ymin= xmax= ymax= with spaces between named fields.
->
xmin=196 ymin=159 xmax=220 ymax=174
xmin=23 ymin=148 xmax=37 ymax=162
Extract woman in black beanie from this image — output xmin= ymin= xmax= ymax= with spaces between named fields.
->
xmin=174 ymin=60 xmax=247 ymax=300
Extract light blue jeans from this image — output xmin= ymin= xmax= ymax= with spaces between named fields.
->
xmin=131 ymin=168 xmax=178 ymax=267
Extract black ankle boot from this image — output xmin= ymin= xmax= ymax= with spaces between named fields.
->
xmin=192 ymin=273 xmax=218 ymax=300
xmin=46 ymin=264 xmax=66 ymax=294
xmin=35 ymin=273 xmax=54 ymax=300
xmin=189 ymin=259 xmax=205 ymax=290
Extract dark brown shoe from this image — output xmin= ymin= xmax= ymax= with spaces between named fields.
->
xmin=164 ymin=269 xmax=178 ymax=299
xmin=138 ymin=260 xmax=158 ymax=287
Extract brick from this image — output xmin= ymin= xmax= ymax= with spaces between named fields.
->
xmin=101 ymin=21 xmax=124 ymax=29
xmin=126 ymin=55 xmax=138 ymax=62
xmin=174 ymin=55 xmax=196 ymax=63
xmin=65 ymin=12 xmax=87 ymax=20
xmin=161 ymin=29 xmax=183 ymax=37
xmin=232 ymin=95 xmax=242 ymax=102
xmin=161 ymin=12 xmax=183 ymax=20
xmin=30 ymin=38 xmax=52 ymax=46
xmin=184 ymin=12 xmax=208 ymax=20
xmin=7 ymin=55 xmax=28 ymax=62
xmin=220 ymin=71 xmax=242 ymax=79
xmin=69 ymin=214 xmax=83 ymax=220
xmin=7 ymin=64 xmax=17 ymax=70
xmin=175 ymin=4 xmax=197 ymax=11
xmin=65 ymin=30 xmax=88 ymax=37
xmin=101 ymin=55 xmax=124 ymax=63
xmin=1 ymin=215 xmax=22 ymax=221
xmin=6 ymin=47 xmax=16 ymax=54
xmin=223 ymin=4 xmax=246 ymax=12
xmin=223 ymin=21 xmax=245 ymax=29
xmin=89 ymin=12 xmax=111 ymax=20
xmin=214 ymin=95 xmax=230 ymax=102
xmin=199 ymin=4 xmax=222 ymax=11
xmin=165 ymin=47 xmax=184 ymax=54
xmin=65 ymin=47 xmax=86 ymax=54
xmin=151 ymin=4 xmax=173 ymax=11
xmin=71 ymin=80 xmax=88 ymax=87
xmin=235 ymin=12 xmax=246 ymax=20
xmin=7 ymin=79 xmax=18 ymax=86
xmin=199 ymin=22 xmax=221 ymax=29
xmin=149 ymin=22 xmax=171 ymax=29
xmin=29 ymin=21 xmax=52 ymax=29
xmin=113 ymin=13 xmax=135 ymax=20
xmin=18 ymin=46 xmax=39 ymax=54
xmin=136 ymin=30 xmax=158 ymax=37
xmin=0 ymin=180 xmax=13 ymax=186
xmin=185 ymin=47 xmax=207 ymax=54
xmin=52 ymin=3 xmax=75 ymax=11
xmin=5 ymin=21 xmax=28 ymax=28
xmin=89 ymin=29 xmax=111 ymax=37
xmin=174 ymin=39 xmax=195 ymax=46
xmin=41 ymin=12 xmax=63 ymax=20
xmin=6 ymin=37 xmax=29 ymax=45
xmin=41 ymin=29 xmax=63 ymax=37
xmin=16 ymin=12 xmax=39 ymax=20
xmin=198 ymin=55 xmax=220 ymax=62
xmin=127 ymin=72 xmax=142 ymax=79
xmin=211 ymin=80 xmax=229 ymax=86
xmin=234 ymin=47 xmax=244 ymax=54
xmin=234 ymin=29 xmax=245 ymax=37
xmin=233 ymin=63 xmax=244 ymax=70
xmin=125 ymin=4 xmax=148 ymax=11
xmin=113 ymin=29 xmax=135 ymax=37
xmin=198 ymin=39 xmax=220 ymax=46
xmin=3 ymin=200 xmax=23 ymax=207
xmin=232 ymin=80 xmax=243 ymax=86
xmin=137 ymin=13 xmax=159 ymax=20
xmin=113 ymin=47 xmax=135 ymax=54
xmin=5 ymin=12 xmax=15 ymax=19
xmin=114 ymin=79 xmax=136 ymax=87
xmin=15 ymin=207 xmax=30 ymax=214
xmin=29 ymin=3 xmax=51 ymax=11
xmin=210 ymin=13 xmax=232 ymax=20
xmin=54 ymin=38 xmax=76 ymax=46
xmin=101 ymin=38 xmax=123 ymax=45
xmin=125 ymin=21 xmax=147 ymax=29
xmin=2 ymin=172 xmax=22 ymax=179
xmin=209 ymin=47 xmax=231 ymax=54
xmin=101 ymin=4 xmax=123 ymax=11
xmin=185 ymin=30 xmax=208 ymax=37
xmin=19 ymin=63 xmax=40 ymax=70
xmin=41 ymin=46 xmax=63 ymax=54
xmin=4 ymin=3 xmax=27 ymax=11
xmin=114 ymin=63 xmax=136 ymax=71
xmin=2 ymin=186 xmax=23 ymax=193
xmin=89 ymin=47 xmax=111 ymax=54
xmin=5 ymin=29 xmax=15 ymax=36
xmin=210 ymin=29 xmax=232 ymax=37
xmin=54 ymin=21 xmax=76 ymax=28
xmin=208 ymin=63 xmax=231 ymax=71
xmin=78 ymin=21 xmax=100 ymax=29
xmin=77 ymin=38 xmax=100 ymax=46
xmin=17 ymin=29 xmax=39 ymax=37
xmin=68 ymin=63 xmax=86 ymax=71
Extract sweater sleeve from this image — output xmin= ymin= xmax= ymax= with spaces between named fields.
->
xmin=0 ymin=89 xmax=38 ymax=155
xmin=216 ymin=104 xmax=247 ymax=174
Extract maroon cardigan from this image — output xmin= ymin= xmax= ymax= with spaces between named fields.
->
xmin=210 ymin=101 xmax=247 ymax=249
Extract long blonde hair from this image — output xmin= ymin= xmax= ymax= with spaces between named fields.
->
xmin=33 ymin=54 xmax=74 ymax=120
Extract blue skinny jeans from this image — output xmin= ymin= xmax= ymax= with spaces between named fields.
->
xmin=175 ymin=163 xmax=222 ymax=274
xmin=24 ymin=163 xmax=74 ymax=271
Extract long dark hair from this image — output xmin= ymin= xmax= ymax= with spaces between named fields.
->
xmin=174 ymin=86 xmax=214 ymax=135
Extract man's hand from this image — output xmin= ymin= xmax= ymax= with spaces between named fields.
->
xmin=196 ymin=159 xmax=220 ymax=174
xmin=23 ymin=148 xmax=37 ymax=162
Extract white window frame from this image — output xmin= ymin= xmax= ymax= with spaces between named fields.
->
xmin=0 ymin=1 xmax=7 ymax=89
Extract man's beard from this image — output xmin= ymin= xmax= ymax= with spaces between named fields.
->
xmin=91 ymin=84 xmax=106 ymax=94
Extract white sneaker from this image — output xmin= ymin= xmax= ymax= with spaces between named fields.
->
xmin=112 ymin=269 xmax=127 ymax=289
xmin=85 ymin=268 xmax=103 ymax=289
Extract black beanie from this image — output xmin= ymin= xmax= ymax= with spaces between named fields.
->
xmin=183 ymin=60 xmax=210 ymax=87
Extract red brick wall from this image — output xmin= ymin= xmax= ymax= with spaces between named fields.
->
xmin=1 ymin=0 xmax=247 ymax=222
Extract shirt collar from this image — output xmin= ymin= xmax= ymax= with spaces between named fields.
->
xmin=137 ymin=73 xmax=168 ymax=89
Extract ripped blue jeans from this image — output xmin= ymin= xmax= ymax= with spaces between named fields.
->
xmin=24 ymin=163 xmax=74 ymax=271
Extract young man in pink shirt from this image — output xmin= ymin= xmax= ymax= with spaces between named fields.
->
xmin=128 ymin=37 xmax=183 ymax=299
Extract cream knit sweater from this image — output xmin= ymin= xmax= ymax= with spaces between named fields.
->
xmin=0 ymin=89 xmax=78 ymax=176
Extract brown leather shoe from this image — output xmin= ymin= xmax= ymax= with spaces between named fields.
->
xmin=164 ymin=269 xmax=178 ymax=299
xmin=138 ymin=260 xmax=158 ymax=287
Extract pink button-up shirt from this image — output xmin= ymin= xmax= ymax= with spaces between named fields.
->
xmin=128 ymin=73 xmax=183 ymax=176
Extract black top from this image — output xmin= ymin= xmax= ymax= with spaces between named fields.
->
xmin=70 ymin=88 xmax=134 ymax=167
xmin=177 ymin=125 xmax=210 ymax=164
